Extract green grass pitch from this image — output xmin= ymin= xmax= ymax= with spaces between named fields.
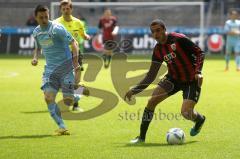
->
xmin=0 ymin=54 xmax=239 ymax=159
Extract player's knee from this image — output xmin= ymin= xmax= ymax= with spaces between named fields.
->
xmin=147 ymin=97 xmax=159 ymax=110
xmin=44 ymin=95 xmax=55 ymax=104
xmin=63 ymin=97 xmax=74 ymax=106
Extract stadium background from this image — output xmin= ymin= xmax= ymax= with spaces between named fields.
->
xmin=0 ymin=0 xmax=239 ymax=55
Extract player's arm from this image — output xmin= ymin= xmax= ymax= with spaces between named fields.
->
xmin=79 ymin=21 xmax=91 ymax=40
xmin=112 ymin=18 xmax=119 ymax=36
xmin=180 ymin=37 xmax=205 ymax=87
xmin=71 ymin=39 xmax=80 ymax=85
xmin=124 ymin=61 xmax=161 ymax=101
xmin=97 ymin=19 xmax=104 ymax=34
xmin=31 ymin=36 xmax=41 ymax=66
xmin=31 ymin=48 xmax=41 ymax=66
xmin=96 ymin=19 xmax=103 ymax=43
xmin=83 ymin=31 xmax=90 ymax=40
xmin=79 ymin=28 xmax=90 ymax=40
xmin=112 ymin=26 xmax=119 ymax=36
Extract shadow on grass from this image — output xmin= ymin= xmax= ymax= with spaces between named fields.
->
xmin=0 ymin=134 xmax=53 ymax=140
xmin=21 ymin=110 xmax=48 ymax=114
xmin=115 ymin=141 xmax=198 ymax=148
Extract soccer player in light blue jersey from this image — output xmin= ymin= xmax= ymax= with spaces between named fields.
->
xmin=31 ymin=5 xmax=80 ymax=135
xmin=224 ymin=10 xmax=240 ymax=71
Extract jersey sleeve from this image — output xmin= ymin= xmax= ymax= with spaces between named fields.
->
xmin=78 ymin=20 xmax=86 ymax=38
xmin=54 ymin=25 xmax=74 ymax=44
xmin=34 ymin=37 xmax=41 ymax=49
xmin=32 ymin=29 xmax=41 ymax=49
xmin=224 ymin=21 xmax=230 ymax=32
xmin=98 ymin=20 xmax=102 ymax=29
xmin=179 ymin=36 xmax=205 ymax=74
xmin=113 ymin=17 xmax=117 ymax=27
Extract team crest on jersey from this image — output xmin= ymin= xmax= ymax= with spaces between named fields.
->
xmin=170 ymin=43 xmax=176 ymax=51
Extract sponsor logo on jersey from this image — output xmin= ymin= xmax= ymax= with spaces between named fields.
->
xmin=163 ymin=52 xmax=176 ymax=63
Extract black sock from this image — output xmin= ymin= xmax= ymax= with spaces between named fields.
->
xmin=107 ymin=55 xmax=111 ymax=64
xmin=73 ymin=102 xmax=78 ymax=108
xmin=140 ymin=107 xmax=154 ymax=140
xmin=108 ymin=55 xmax=112 ymax=61
xmin=193 ymin=113 xmax=204 ymax=123
xmin=102 ymin=54 xmax=107 ymax=63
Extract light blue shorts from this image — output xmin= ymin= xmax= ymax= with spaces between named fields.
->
xmin=41 ymin=70 xmax=75 ymax=98
xmin=225 ymin=40 xmax=240 ymax=54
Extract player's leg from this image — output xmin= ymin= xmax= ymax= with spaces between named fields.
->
xmin=102 ymin=40 xmax=114 ymax=68
xmin=236 ymin=54 xmax=240 ymax=71
xmin=72 ymin=94 xmax=83 ymax=112
xmin=102 ymin=39 xmax=108 ymax=68
xmin=130 ymin=86 xmax=169 ymax=144
xmin=225 ymin=42 xmax=232 ymax=71
xmin=105 ymin=49 xmax=113 ymax=68
xmin=234 ymin=43 xmax=240 ymax=71
xmin=131 ymin=76 xmax=177 ymax=144
xmin=62 ymin=71 xmax=83 ymax=112
xmin=102 ymin=49 xmax=112 ymax=68
xmin=102 ymin=52 xmax=107 ymax=67
xmin=72 ymin=52 xmax=84 ymax=111
xmin=181 ymin=82 xmax=205 ymax=136
xmin=78 ymin=44 xmax=85 ymax=71
xmin=41 ymin=82 xmax=69 ymax=135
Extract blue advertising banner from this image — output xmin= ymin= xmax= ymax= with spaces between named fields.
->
xmin=0 ymin=26 xmax=226 ymax=55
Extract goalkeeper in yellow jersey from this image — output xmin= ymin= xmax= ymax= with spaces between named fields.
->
xmin=55 ymin=0 xmax=90 ymax=111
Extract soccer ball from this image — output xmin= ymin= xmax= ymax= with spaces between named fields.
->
xmin=166 ymin=128 xmax=185 ymax=145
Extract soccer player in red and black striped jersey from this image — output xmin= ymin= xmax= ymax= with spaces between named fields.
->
xmin=98 ymin=8 xmax=119 ymax=68
xmin=124 ymin=19 xmax=206 ymax=144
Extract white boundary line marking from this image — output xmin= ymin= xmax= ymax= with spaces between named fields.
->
xmin=0 ymin=71 xmax=19 ymax=78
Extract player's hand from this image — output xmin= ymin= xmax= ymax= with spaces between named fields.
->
xmin=124 ymin=90 xmax=134 ymax=101
xmin=195 ymin=73 xmax=203 ymax=87
xmin=111 ymin=32 xmax=117 ymax=36
xmin=31 ymin=58 xmax=38 ymax=66
xmin=85 ymin=34 xmax=91 ymax=40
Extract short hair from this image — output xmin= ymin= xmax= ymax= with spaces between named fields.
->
xmin=60 ymin=0 xmax=72 ymax=9
xmin=150 ymin=19 xmax=166 ymax=30
xmin=34 ymin=5 xmax=49 ymax=17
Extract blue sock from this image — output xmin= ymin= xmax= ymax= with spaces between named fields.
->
xmin=225 ymin=54 xmax=230 ymax=68
xmin=236 ymin=55 xmax=240 ymax=68
xmin=74 ymin=94 xmax=81 ymax=103
xmin=48 ymin=103 xmax=66 ymax=129
xmin=55 ymin=104 xmax=61 ymax=117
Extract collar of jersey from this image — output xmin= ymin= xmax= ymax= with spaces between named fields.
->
xmin=61 ymin=15 xmax=73 ymax=22
xmin=40 ymin=21 xmax=52 ymax=31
